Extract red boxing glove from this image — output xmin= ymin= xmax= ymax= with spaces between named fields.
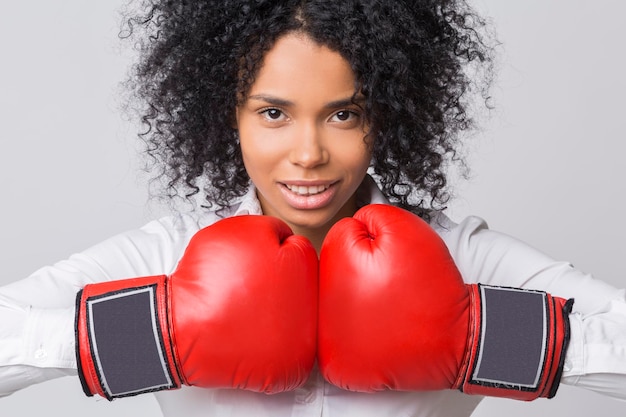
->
xmin=76 ymin=215 xmax=318 ymax=400
xmin=318 ymin=204 xmax=573 ymax=400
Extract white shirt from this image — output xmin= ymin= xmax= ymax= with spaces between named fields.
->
xmin=1 ymin=177 xmax=626 ymax=416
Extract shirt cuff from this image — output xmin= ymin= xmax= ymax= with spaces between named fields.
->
xmin=561 ymin=311 xmax=584 ymax=382
xmin=24 ymin=306 xmax=77 ymax=369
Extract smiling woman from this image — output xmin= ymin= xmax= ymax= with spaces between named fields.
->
xmin=124 ymin=1 xmax=490 ymax=222
xmin=236 ymin=34 xmax=372 ymax=251
xmin=0 ymin=1 xmax=625 ymax=417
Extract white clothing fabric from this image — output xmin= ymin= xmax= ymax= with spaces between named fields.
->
xmin=1 ymin=176 xmax=626 ymax=416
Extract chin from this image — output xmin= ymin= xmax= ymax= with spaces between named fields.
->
xmin=283 ymin=210 xmax=338 ymax=232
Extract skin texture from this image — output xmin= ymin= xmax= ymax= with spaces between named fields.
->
xmin=236 ymin=33 xmax=372 ymax=252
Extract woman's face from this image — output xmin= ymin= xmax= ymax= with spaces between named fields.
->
xmin=236 ymin=33 xmax=371 ymax=242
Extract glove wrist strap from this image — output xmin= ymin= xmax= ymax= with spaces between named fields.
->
xmin=458 ymin=284 xmax=573 ymax=400
xmin=75 ymin=275 xmax=182 ymax=400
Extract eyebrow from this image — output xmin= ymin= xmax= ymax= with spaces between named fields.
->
xmin=247 ymin=94 xmax=365 ymax=109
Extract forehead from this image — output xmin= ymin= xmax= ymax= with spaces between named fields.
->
xmin=249 ymin=33 xmax=356 ymax=98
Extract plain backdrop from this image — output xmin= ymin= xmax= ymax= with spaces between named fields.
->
xmin=0 ymin=0 xmax=624 ymax=415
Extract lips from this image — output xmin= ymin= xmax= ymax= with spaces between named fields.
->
xmin=279 ymin=181 xmax=337 ymax=210
xmin=284 ymin=184 xmax=330 ymax=196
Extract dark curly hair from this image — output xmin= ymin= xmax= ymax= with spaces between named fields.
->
xmin=121 ymin=0 xmax=495 ymax=219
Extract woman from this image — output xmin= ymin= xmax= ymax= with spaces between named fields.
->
xmin=1 ymin=1 xmax=625 ymax=416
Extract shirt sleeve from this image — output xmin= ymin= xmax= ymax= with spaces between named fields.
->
xmin=436 ymin=214 xmax=626 ymax=399
xmin=0 ymin=214 xmax=201 ymax=397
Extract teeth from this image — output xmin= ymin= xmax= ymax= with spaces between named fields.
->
xmin=286 ymin=184 xmax=329 ymax=195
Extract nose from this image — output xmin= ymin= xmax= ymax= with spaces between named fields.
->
xmin=289 ymin=122 xmax=329 ymax=168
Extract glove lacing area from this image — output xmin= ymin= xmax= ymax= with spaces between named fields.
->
xmin=454 ymin=284 xmax=574 ymax=401
xmin=75 ymin=275 xmax=182 ymax=400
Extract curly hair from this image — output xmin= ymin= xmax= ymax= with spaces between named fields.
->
xmin=121 ymin=0 xmax=495 ymax=219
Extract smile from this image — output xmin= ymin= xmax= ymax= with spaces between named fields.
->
xmin=284 ymin=184 xmax=331 ymax=196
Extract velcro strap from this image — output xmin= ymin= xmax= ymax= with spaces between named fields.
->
xmin=461 ymin=284 xmax=571 ymax=400
xmin=76 ymin=276 xmax=180 ymax=399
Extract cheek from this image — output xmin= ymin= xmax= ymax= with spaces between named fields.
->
xmin=337 ymin=138 xmax=372 ymax=172
xmin=239 ymin=133 xmax=284 ymax=175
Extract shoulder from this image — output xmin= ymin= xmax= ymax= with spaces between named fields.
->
xmin=428 ymin=211 xmax=490 ymax=251
xmin=426 ymin=210 xmax=534 ymax=276
xmin=77 ymin=203 xmax=240 ymax=278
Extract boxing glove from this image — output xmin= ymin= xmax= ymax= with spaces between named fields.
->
xmin=318 ymin=204 xmax=573 ymax=400
xmin=76 ymin=215 xmax=318 ymax=400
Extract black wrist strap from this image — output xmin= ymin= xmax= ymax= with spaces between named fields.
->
xmin=460 ymin=284 xmax=573 ymax=400
xmin=76 ymin=278 xmax=180 ymax=400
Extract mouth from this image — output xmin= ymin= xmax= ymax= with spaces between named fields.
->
xmin=284 ymin=184 xmax=331 ymax=196
xmin=278 ymin=181 xmax=338 ymax=210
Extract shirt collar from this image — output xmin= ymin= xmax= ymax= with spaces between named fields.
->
xmin=233 ymin=183 xmax=264 ymax=215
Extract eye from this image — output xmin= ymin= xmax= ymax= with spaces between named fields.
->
xmin=260 ymin=108 xmax=286 ymax=122
xmin=330 ymin=110 xmax=360 ymax=123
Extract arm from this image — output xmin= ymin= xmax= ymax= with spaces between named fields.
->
xmin=1 ymin=213 xmax=318 ymax=399
xmin=437 ymin=214 xmax=626 ymax=399
xmin=318 ymin=205 xmax=571 ymax=399
xmin=0 ymin=215 xmax=197 ymax=396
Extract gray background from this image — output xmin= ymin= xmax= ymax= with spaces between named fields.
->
xmin=1 ymin=0 xmax=624 ymax=415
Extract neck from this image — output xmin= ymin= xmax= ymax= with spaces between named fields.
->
xmin=290 ymin=224 xmax=329 ymax=256
xmin=293 ymin=197 xmax=359 ymax=255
